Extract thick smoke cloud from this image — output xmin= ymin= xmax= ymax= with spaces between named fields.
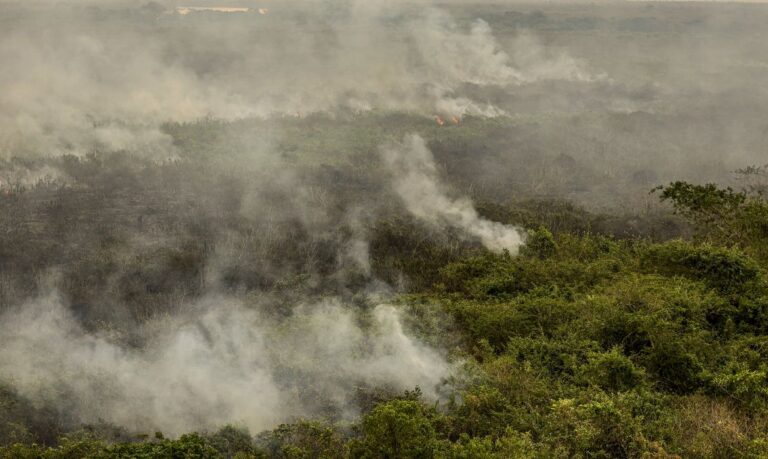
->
xmin=0 ymin=3 xmax=595 ymax=158
xmin=0 ymin=291 xmax=451 ymax=435
xmin=381 ymin=134 xmax=525 ymax=253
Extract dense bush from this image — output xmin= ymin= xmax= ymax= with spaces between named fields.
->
xmin=640 ymin=240 xmax=763 ymax=295
xmin=348 ymin=400 xmax=441 ymax=459
xmin=0 ymin=433 xmax=220 ymax=459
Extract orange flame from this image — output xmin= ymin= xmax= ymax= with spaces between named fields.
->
xmin=435 ymin=115 xmax=445 ymax=126
xmin=451 ymin=116 xmax=460 ymax=125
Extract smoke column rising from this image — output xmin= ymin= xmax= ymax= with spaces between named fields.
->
xmin=381 ymin=134 xmax=525 ymax=254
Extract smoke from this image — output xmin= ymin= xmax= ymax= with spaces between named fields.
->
xmin=380 ymin=134 xmax=525 ymax=254
xmin=413 ymin=10 xmax=596 ymax=87
xmin=8 ymin=0 xmax=766 ymax=441
xmin=0 ymin=291 xmax=451 ymax=435
xmin=0 ymin=162 xmax=64 ymax=190
xmin=0 ymin=2 xmax=597 ymax=159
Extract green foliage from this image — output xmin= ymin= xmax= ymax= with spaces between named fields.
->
xmin=641 ymin=240 xmax=763 ymax=295
xmin=655 ymin=182 xmax=747 ymax=222
xmin=413 ymin=191 xmax=768 ymax=456
xmin=0 ymin=434 xmax=107 ymax=459
xmin=207 ymin=425 xmax=258 ymax=458
xmin=707 ymin=360 xmax=768 ymax=411
xmin=445 ymin=293 xmax=579 ymax=351
xmin=437 ymin=233 xmax=625 ymax=300
xmin=450 ymin=385 xmax=516 ymax=439
xmin=0 ymin=433 xmax=221 ymax=459
xmin=640 ymin=240 xmax=768 ymax=333
xmin=542 ymin=391 xmax=668 ymax=458
xmin=520 ymin=226 xmax=557 ymax=259
xmin=349 ymin=400 xmax=441 ymax=459
xmin=96 ymin=433 xmax=220 ymax=458
xmin=6 ymin=177 xmax=768 ymax=457
xmin=256 ymin=421 xmax=346 ymax=459
xmin=578 ymin=348 xmax=646 ymax=392
xmin=655 ymin=181 xmax=768 ymax=261
xmin=442 ymin=430 xmax=546 ymax=459
xmin=642 ymin=342 xmax=705 ymax=394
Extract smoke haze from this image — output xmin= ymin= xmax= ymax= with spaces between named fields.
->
xmin=0 ymin=291 xmax=451 ymax=434
xmin=0 ymin=2 xmax=594 ymax=158
xmin=1 ymin=0 xmax=768 ymax=442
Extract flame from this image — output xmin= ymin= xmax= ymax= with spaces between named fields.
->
xmin=451 ymin=116 xmax=461 ymax=125
xmin=258 ymin=8 xmax=269 ymax=15
xmin=435 ymin=115 xmax=445 ymax=126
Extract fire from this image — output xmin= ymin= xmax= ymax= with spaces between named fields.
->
xmin=435 ymin=115 xmax=445 ymax=126
xmin=451 ymin=116 xmax=461 ymax=125
xmin=258 ymin=8 xmax=269 ymax=15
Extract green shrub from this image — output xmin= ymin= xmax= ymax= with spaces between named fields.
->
xmin=450 ymin=385 xmax=514 ymax=438
xmin=578 ymin=274 xmax=715 ymax=356
xmin=438 ymin=251 xmax=622 ymax=300
xmin=543 ymin=391 xmax=667 ymax=459
xmin=349 ymin=400 xmax=440 ymax=459
xmin=641 ymin=240 xmax=762 ymax=295
xmin=520 ymin=227 xmax=557 ymax=260
xmin=578 ymin=348 xmax=646 ymax=392
xmin=707 ymin=361 xmax=768 ymax=411
xmin=445 ymin=292 xmax=578 ymax=351
xmin=505 ymin=337 xmax=599 ymax=380
xmin=207 ymin=425 xmax=257 ymax=458
xmin=95 ymin=433 xmax=219 ymax=458
xmin=442 ymin=430 xmax=545 ymax=459
xmin=642 ymin=343 xmax=704 ymax=394
xmin=655 ymin=181 xmax=768 ymax=261
xmin=256 ymin=421 xmax=345 ymax=459
xmin=0 ymin=443 xmax=46 ymax=459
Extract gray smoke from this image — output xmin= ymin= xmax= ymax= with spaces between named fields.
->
xmin=0 ymin=2 xmax=596 ymax=159
xmin=381 ymin=134 xmax=525 ymax=253
xmin=0 ymin=291 xmax=451 ymax=435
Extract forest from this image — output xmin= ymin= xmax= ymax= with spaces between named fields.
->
xmin=1 ymin=1 xmax=768 ymax=458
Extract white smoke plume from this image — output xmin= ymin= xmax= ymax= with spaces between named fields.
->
xmin=380 ymin=134 xmax=525 ymax=254
xmin=412 ymin=10 xmax=596 ymax=87
xmin=0 ymin=291 xmax=451 ymax=435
